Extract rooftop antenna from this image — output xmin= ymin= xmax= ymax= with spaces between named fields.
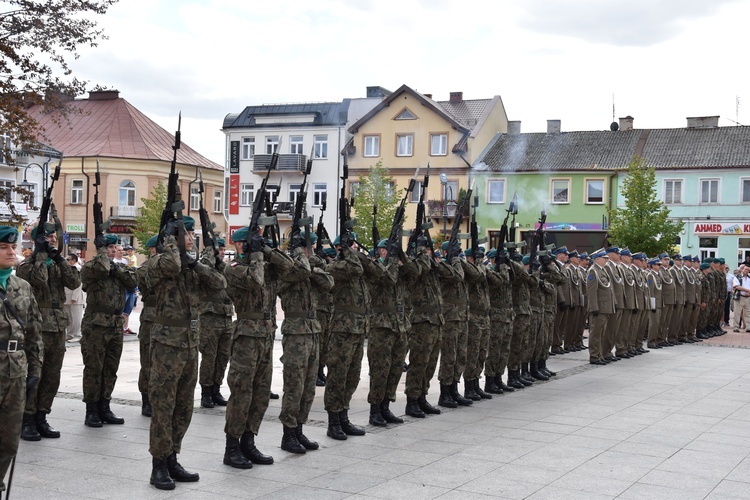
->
xmin=737 ymin=95 xmax=741 ymax=127
xmin=609 ymin=93 xmax=619 ymax=131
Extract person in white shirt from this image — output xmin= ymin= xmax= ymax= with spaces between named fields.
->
xmin=64 ymin=254 xmax=85 ymax=341
xmin=732 ymin=265 xmax=750 ymax=332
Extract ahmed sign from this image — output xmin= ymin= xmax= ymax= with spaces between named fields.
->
xmin=693 ymin=222 xmax=750 ymax=236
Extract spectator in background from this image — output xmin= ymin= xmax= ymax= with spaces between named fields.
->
xmin=726 ymin=265 xmax=734 ymax=327
xmin=125 ymin=245 xmax=137 ymax=268
xmin=114 ymin=245 xmax=136 ymax=335
xmin=64 ymin=254 xmax=85 ymax=342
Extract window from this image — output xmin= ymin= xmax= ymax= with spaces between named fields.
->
xmin=487 ymin=179 xmax=506 ymax=204
xmin=363 ymin=135 xmax=380 ymax=157
xmin=396 ymin=134 xmax=414 ymax=157
xmin=290 ymin=135 xmax=304 ymax=155
xmin=699 ymin=237 xmax=718 ymax=261
xmin=350 ymin=181 xmax=360 ymax=198
xmin=289 ymin=184 xmax=302 ymax=205
xmin=240 ymin=183 xmax=254 ymax=206
xmin=551 ymin=179 xmax=569 ymax=204
xmin=443 ymin=180 xmax=458 ymax=202
xmin=0 ymin=180 xmax=12 ymax=202
xmin=742 ymin=179 xmax=750 ymax=203
xmin=24 ymin=183 xmax=37 ymax=208
xmin=266 ymin=185 xmax=279 ymax=203
xmin=313 ymin=183 xmax=327 ymax=207
xmin=395 ymin=108 xmax=416 ymax=120
xmin=430 ymin=133 xmax=448 ymax=156
xmin=700 ymin=178 xmax=719 ymax=204
xmin=241 ymin=137 xmax=255 ymax=160
xmin=119 ymin=180 xmax=136 ymax=206
xmin=585 ymin=179 xmax=604 ymax=204
xmin=265 ymin=136 xmax=279 ymax=154
xmin=224 ymin=177 xmax=230 ymax=217
xmin=385 ymin=182 xmax=396 ymax=198
xmin=664 ymin=179 xmax=683 ymax=204
xmin=314 ymin=134 xmax=328 ymax=159
xmin=214 ymin=190 xmax=222 ymax=213
xmin=410 ymin=181 xmax=425 ymax=203
xmin=71 ymin=179 xmax=84 ymax=204
xmin=190 ymin=186 xmax=200 ymax=211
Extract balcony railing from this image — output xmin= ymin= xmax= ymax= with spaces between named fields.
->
xmin=252 ymin=154 xmax=307 ymax=172
xmin=111 ymin=205 xmax=137 ymax=218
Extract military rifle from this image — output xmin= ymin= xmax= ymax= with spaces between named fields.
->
xmin=470 ymin=194 xmax=487 ymax=261
xmin=34 ymin=157 xmax=62 ymax=254
xmin=529 ymin=207 xmax=547 ymax=272
xmin=196 ymin=167 xmax=219 ymax=258
xmin=372 ymin=201 xmax=380 ymax=246
xmin=93 ymin=159 xmax=111 ymax=248
xmin=506 ymin=192 xmax=520 ymax=256
xmin=315 ymin=196 xmax=332 ymax=258
xmin=247 ymin=138 xmax=281 ymax=255
xmin=157 ymin=114 xmax=188 ymax=267
xmin=407 ymin=164 xmax=433 ymax=255
xmin=388 ymin=168 xmax=419 ymax=257
xmin=446 ymin=180 xmax=474 ymax=260
xmin=290 ymin=146 xmax=314 ymax=252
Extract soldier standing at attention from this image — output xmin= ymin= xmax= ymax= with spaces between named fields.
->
xmin=646 ymin=258 xmax=664 ymax=349
xmin=146 ymin=216 xmax=226 ymax=489
xmin=17 ymin=225 xmax=80 ymax=441
xmin=198 ymin=238 xmax=234 ymax=409
xmin=222 ymin=226 xmax=292 ymax=469
xmin=277 ymin=233 xmax=333 ymax=452
xmin=136 ymin=235 xmax=158 ymax=417
xmin=587 ymin=249 xmax=615 ymax=365
xmin=658 ymin=252 xmax=676 ymax=345
xmin=0 ymin=227 xmax=42 ymax=496
xmin=535 ymin=255 xmax=565 ymax=378
xmin=507 ymin=253 xmax=538 ymax=389
xmin=668 ymin=254 xmax=687 ymax=344
xmin=80 ymin=233 xmax=137 ymax=427
xmin=462 ymin=246 xmax=492 ymax=401
xmin=484 ymin=249 xmax=514 ymax=394
xmin=550 ymin=247 xmax=571 ymax=355
xmin=313 ymin=243 xmax=335 ymax=387
xmin=616 ymin=248 xmax=638 ymax=358
xmin=602 ymin=247 xmax=624 ymax=362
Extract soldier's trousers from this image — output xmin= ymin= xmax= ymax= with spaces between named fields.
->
xmin=659 ymin=304 xmax=674 ymax=343
xmin=405 ymin=322 xmax=441 ymax=399
xmin=438 ymin=320 xmax=467 ymax=385
xmin=464 ymin=320 xmax=489 ymax=380
xmin=148 ymin=341 xmax=198 ymax=458
xmin=225 ymin=335 xmax=273 ymax=438
xmin=553 ymin=307 xmax=567 ymax=350
xmin=682 ymin=303 xmax=697 ymax=339
xmin=508 ymin=313 xmax=530 ymax=371
xmin=279 ymin=333 xmax=318 ymax=428
xmin=647 ymin=309 xmax=661 ymax=345
xmin=490 ymin=318 xmax=514 ymax=378
xmin=199 ymin=313 xmax=233 ymax=387
xmin=669 ymin=303 xmax=684 ymax=341
xmin=138 ymin=319 xmax=153 ymax=394
xmin=324 ymin=332 xmax=365 ymax=413
xmin=368 ymin=327 xmax=408 ymax=404
xmin=589 ymin=312 xmax=609 ymax=361
xmin=603 ymin=308 xmax=622 ymax=356
xmin=616 ymin=309 xmax=633 ymax=355
xmin=317 ymin=310 xmax=332 ymax=370
xmin=576 ymin=305 xmax=587 ymax=348
xmin=539 ymin=307 xmax=556 ymax=360
xmin=80 ymin=325 xmax=123 ymax=403
xmin=0 ymin=377 xmax=24 ymax=493
xmin=690 ymin=303 xmax=701 ymax=335
xmin=523 ymin=310 xmax=542 ymax=364
xmin=25 ymin=330 xmax=65 ymax=415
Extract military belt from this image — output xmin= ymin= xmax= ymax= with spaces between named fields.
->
xmin=87 ymin=305 xmax=122 ymax=315
xmin=335 ymin=305 xmax=366 ymax=314
xmin=237 ymin=311 xmax=271 ymax=320
xmin=0 ymin=340 xmax=24 ymax=352
xmin=284 ymin=311 xmax=317 ymax=320
xmin=37 ymin=301 xmax=62 ymax=309
xmin=155 ymin=317 xmax=198 ymax=329
xmin=372 ymin=305 xmax=404 ymax=314
xmin=206 ymin=297 xmax=232 ymax=305
xmin=444 ymin=298 xmax=467 ymax=306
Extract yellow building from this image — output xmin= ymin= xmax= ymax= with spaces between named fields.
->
xmin=346 ymin=84 xmax=508 ymax=238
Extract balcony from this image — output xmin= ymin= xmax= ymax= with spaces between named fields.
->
xmin=111 ymin=205 xmax=137 ymax=218
xmin=252 ymin=154 xmax=307 ymax=173
xmin=273 ymin=201 xmax=294 ymax=220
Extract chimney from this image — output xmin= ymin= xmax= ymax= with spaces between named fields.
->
xmin=619 ymin=116 xmax=634 ymax=131
xmin=686 ymin=116 xmax=719 ymax=129
xmin=547 ymin=119 xmax=561 ymax=134
xmin=366 ymin=86 xmax=392 ymax=98
xmin=89 ymin=90 xmax=120 ymax=100
xmin=449 ymin=91 xmax=463 ymax=103
xmin=507 ymin=121 xmax=521 ymax=135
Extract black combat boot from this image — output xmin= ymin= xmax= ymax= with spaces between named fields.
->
xmin=316 ymin=365 xmax=326 ymax=387
xmin=405 ymin=397 xmax=426 ymax=418
xmin=463 ymin=379 xmax=481 ymax=401
xmin=327 ymin=411 xmax=347 ymax=440
xmin=150 ymin=457 xmax=175 ymax=490
xmin=84 ymin=402 xmax=103 ymax=427
xmin=529 ymin=361 xmax=549 ymax=381
xmin=166 ymin=452 xmax=199 ymax=482
xmin=474 ymin=379 xmax=493 ymax=399
xmin=498 ymin=376 xmax=515 ymax=392
xmin=270 ymin=391 xmax=280 ymax=399
xmin=21 ymin=413 xmax=41 ymax=441
xmin=240 ymin=432 xmax=274 ymax=464
xmin=508 ymin=370 xmax=525 ymax=390
xmin=369 ymin=403 xmax=387 ymax=426
xmin=339 ymin=409 xmax=366 ymax=436
xmin=519 ymin=364 xmax=534 ymax=386
xmin=212 ymin=384 xmax=228 ymax=406
xmin=417 ymin=394 xmax=441 ymax=414
xmin=450 ymin=381 xmax=473 ymax=406
xmin=99 ymin=399 xmax=124 ymax=424
xmin=141 ymin=392 xmax=152 ymax=417
xmin=437 ymin=383 xmax=458 ymax=408
xmin=223 ymin=435 xmax=253 ymax=469
xmin=380 ymin=400 xmax=404 ymax=424
xmin=539 ymin=359 xmax=556 ymax=377
xmin=35 ymin=411 xmax=60 ymax=438
xmin=296 ymin=424 xmax=319 ymax=450
xmin=484 ymin=376 xmax=503 ymax=395
xmin=281 ymin=425 xmax=306 ymax=454
xmin=200 ymin=385 xmax=214 ymax=408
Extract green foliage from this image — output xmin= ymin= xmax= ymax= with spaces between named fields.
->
xmin=606 ymin=156 xmax=683 ymax=256
xmin=133 ymin=180 xmax=166 ymax=255
xmin=352 ymin=161 xmax=400 ymax=249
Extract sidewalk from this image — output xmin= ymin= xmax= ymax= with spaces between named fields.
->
xmin=10 ymin=320 xmax=750 ymax=499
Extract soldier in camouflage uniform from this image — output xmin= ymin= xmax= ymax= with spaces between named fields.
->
xmin=198 ymin=238 xmax=234 ymax=409
xmin=278 ymin=233 xmax=333 ymax=453
xmin=0 ymin=227 xmax=42 ymax=495
xmin=534 ymin=255 xmax=565 ymax=379
xmin=697 ymin=261 xmax=713 ymax=336
xmin=523 ymin=255 xmax=543 ymax=383
xmin=222 ymin=226 xmax=292 ymax=469
xmin=484 ymin=249 xmax=515 ymax=394
xmin=17 ymin=225 xmax=80 ymax=441
xmin=507 ymin=253 xmax=538 ymax=388
xmin=80 ymin=233 xmax=137 ymax=427
xmin=313 ymin=245 xmax=335 ymax=387
xmin=463 ymin=246 xmax=492 ymax=401
xmin=137 ymin=235 xmax=159 ymax=417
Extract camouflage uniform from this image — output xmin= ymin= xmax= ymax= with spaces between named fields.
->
xmin=437 ymin=256 xmax=466 ymax=385
xmin=16 ymin=250 xmax=80 ymax=417
xmin=310 ymin=254 xmax=333 ymax=378
xmin=0 ymin=274 xmax=42 ymax=494
xmin=146 ymin=236 xmax=227 ymax=458
xmin=198 ymin=250 xmax=234 ymax=391
xmin=485 ymin=261 xmax=513 ymax=381
xmin=538 ymin=262 xmax=565 ymax=361
xmin=137 ymin=261 xmax=156 ymax=395
xmin=464 ymin=260 xmax=490 ymax=383
xmin=526 ymin=267 xmax=543 ymax=365
xmin=508 ymin=260 xmax=537 ymax=371
xmin=80 ymin=247 xmax=137 ymax=404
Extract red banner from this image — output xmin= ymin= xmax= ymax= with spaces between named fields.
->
xmin=229 ymin=175 xmax=239 ymax=215
xmin=229 ymin=225 xmax=244 ymax=240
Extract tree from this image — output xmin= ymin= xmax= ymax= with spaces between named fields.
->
xmin=352 ymin=161 xmax=400 ymax=250
xmin=606 ymin=156 xmax=683 ymax=256
xmin=133 ymin=180 xmax=166 ymax=255
xmin=0 ymin=0 xmax=118 ymax=160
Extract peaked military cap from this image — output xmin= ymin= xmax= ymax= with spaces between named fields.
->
xmin=620 ymin=247 xmax=631 ymax=256
xmin=632 ymin=252 xmax=645 ymax=261
xmin=672 ymin=253 xmax=683 ymax=260
xmin=568 ymin=250 xmax=579 ymax=258
xmin=605 ymin=246 xmax=619 ymax=254
xmin=683 ymin=254 xmax=691 ymax=260
xmin=579 ymin=252 xmax=589 ymax=259
xmin=658 ymin=252 xmax=669 ymax=259
xmin=553 ymin=246 xmax=568 ymax=255
xmin=648 ymin=258 xmax=662 ymax=266
xmin=591 ymin=248 xmax=607 ymax=259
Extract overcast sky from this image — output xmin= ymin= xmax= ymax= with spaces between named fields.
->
xmin=70 ymin=0 xmax=749 ymax=165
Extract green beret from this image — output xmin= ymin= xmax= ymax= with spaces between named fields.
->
xmin=324 ymin=247 xmax=336 ymax=257
xmin=441 ymin=241 xmax=449 ymax=251
xmin=377 ymin=238 xmax=388 ymax=249
xmin=522 ymin=255 xmax=530 ymax=265
xmin=216 ymin=238 xmax=226 ymax=247
xmin=232 ymin=226 xmax=249 ymax=243
xmin=700 ymin=263 xmax=710 ymax=270
xmin=0 ymin=226 xmax=19 ymax=243
xmin=300 ymin=232 xmax=318 ymax=244
xmin=464 ymin=247 xmax=473 ymax=257
xmin=30 ymin=225 xmax=55 ymax=239
xmin=719 ymin=258 xmax=726 ymax=264
xmin=145 ymin=235 xmax=158 ymax=248
xmin=333 ymin=235 xmax=341 ymax=246
xmin=486 ymin=249 xmax=497 ymax=259
xmin=105 ymin=234 xmax=118 ymax=245
xmin=182 ymin=216 xmax=195 ymax=232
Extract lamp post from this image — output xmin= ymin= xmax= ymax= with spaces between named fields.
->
xmin=440 ymin=174 xmax=448 ymax=235
xmin=18 ymin=161 xmax=50 ymax=209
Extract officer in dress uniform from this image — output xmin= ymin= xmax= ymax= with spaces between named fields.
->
xmin=587 ymin=249 xmax=615 ymax=365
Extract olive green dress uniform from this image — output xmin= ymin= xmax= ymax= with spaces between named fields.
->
xmin=616 ymin=260 xmax=637 ymax=357
xmin=688 ymin=262 xmax=702 ymax=337
xmin=646 ymin=263 xmax=663 ymax=348
xmin=574 ymin=262 xmax=589 ymax=349
xmin=681 ymin=261 xmax=697 ymax=341
xmin=630 ymin=259 xmax=649 ymax=350
xmin=603 ymin=257 xmax=624 ymax=359
xmin=669 ymin=261 xmax=686 ymax=342
xmin=587 ymin=258 xmax=615 ymax=363
xmin=658 ymin=261 xmax=676 ymax=344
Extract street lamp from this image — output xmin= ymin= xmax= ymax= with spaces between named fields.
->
xmin=18 ymin=161 xmax=50 ymax=209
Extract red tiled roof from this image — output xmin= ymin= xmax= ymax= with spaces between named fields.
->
xmin=26 ymin=96 xmax=222 ymax=170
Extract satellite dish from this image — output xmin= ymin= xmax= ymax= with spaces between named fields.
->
xmin=610 ymin=121 xmax=619 ymax=131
